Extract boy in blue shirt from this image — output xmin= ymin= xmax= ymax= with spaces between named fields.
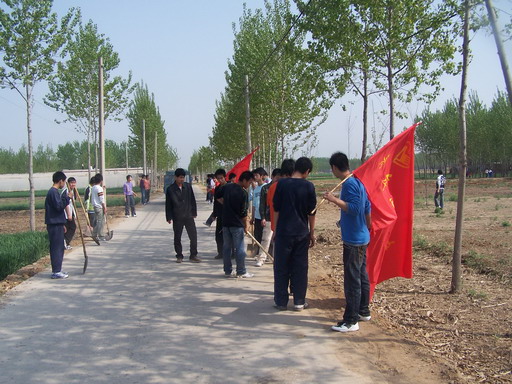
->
xmin=324 ymin=152 xmax=372 ymax=332
xmin=45 ymin=171 xmax=71 ymax=279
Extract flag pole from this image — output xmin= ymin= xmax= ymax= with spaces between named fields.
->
xmin=311 ymin=173 xmax=353 ymax=214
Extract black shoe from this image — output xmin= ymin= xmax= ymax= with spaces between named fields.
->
xmin=176 ymin=258 xmax=183 ymax=263
xmin=214 ymin=254 xmax=223 ymax=259
xmin=189 ymin=256 xmax=202 ymax=263
xmin=274 ymin=304 xmax=287 ymax=311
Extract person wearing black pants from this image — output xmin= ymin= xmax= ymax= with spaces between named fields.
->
xmin=45 ymin=171 xmax=71 ymax=279
xmin=64 ymin=177 xmax=78 ymax=249
xmin=212 ymin=169 xmax=227 ymax=259
xmin=166 ymin=168 xmax=201 ymax=263
xmin=272 ymin=157 xmax=317 ymax=311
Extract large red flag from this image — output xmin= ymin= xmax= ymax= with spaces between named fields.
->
xmin=353 ymin=123 xmax=419 ymax=297
xmin=226 ymin=147 xmax=259 ymax=182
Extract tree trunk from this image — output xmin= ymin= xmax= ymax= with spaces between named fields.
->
xmin=387 ymin=5 xmax=395 ymax=140
xmin=87 ymin=124 xmax=92 ymax=181
xmin=484 ymin=0 xmax=512 ymax=105
xmin=26 ymin=83 xmax=35 ymax=231
xmin=451 ymin=0 xmax=470 ymax=294
xmin=361 ymin=69 xmax=368 ymax=163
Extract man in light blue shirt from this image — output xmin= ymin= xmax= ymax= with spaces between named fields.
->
xmin=250 ymin=168 xmax=267 ymax=260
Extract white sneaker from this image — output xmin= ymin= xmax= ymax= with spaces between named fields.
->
xmin=237 ymin=272 xmax=254 ymax=278
xmin=358 ymin=314 xmax=371 ymax=322
xmin=331 ymin=322 xmax=359 ymax=332
xmin=293 ymin=302 xmax=309 ymax=311
xmin=51 ymin=271 xmax=69 ymax=279
xmin=125 ymin=215 xmax=130 ymax=218
xmin=254 ymin=260 xmax=264 ymax=267
xmin=64 ymin=245 xmax=72 ymax=250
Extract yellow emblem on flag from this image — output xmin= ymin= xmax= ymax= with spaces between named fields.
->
xmin=381 ymin=174 xmax=392 ymax=190
xmin=378 ymin=155 xmax=390 ymax=169
xmin=385 ymin=241 xmax=395 ymax=251
xmin=389 ymin=197 xmax=395 ymax=208
xmin=393 ymin=142 xmax=412 ymax=169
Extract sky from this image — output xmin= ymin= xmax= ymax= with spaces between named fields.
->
xmin=0 ymin=0 xmax=511 ymax=168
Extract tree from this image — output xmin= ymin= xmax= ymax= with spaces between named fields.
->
xmin=45 ymin=16 xmax=133 ymax=180
xmin=295 ymin=0 xmax=460 ymax=142
xmin=0 ymin=0 xmax=77 ymax=230
xmin=127 ymin=82 xmax=178 ymax=175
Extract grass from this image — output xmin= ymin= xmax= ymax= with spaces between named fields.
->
xmin=467 ymin=289 xmax=488 ymax=300
xmin=0 ymin=187 xmax=125 ymax=199
xmin=502 ymin=221 xmax=511 ymax=227
xmin=462 ymin=250 xmax=494 ymax=275
xmin=0 ymin=231 xmax=49 ymax=280
xmin=448 ymin=194 xmax=458 ymax=202
xmin=0 ymin=196 xmax=140 ymax=211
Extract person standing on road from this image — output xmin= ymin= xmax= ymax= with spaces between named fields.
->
xmin=323 ymin=152 xmax=372 ymax=333
xmin=250 ymin=167 xmax=267 ymax=263
xmin=91 ymin=173 xmax=107 ymax=242
xmin=144 ymin=174 xmax=151 ymax=204
xmin=217 ymin=170 xmax=254 ymax=278
xmin=273 ymin=157 xmax=317 ymax=311
xmin=166 ymin=168 xmax=201 ymax=263
xmin=63 ymin=177 xmax=78 ymax=250
xmin=84 ymin=177 xmax=96 ymax=234
xmin=434 ymin=169 xmax=446 ymax=210
xmin=124 ymin=175 xmax=137 ymax=218
xmin=212 ymin=168 xmax=227 ymax=259
xmin=255 ymin=168 xmax=280 ymax=267
xmin=45 ymin=171 xmax=71 ymax=279
xmin=139 ymin=175 xmax=146 ymax=205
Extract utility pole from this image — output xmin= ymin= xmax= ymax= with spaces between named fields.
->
xmin=154 ymin=131 xmax=158 ymax=188
xmin=125 ymin=141 xmax=129 ymax=174
xmin=244 ymin=75 xmax=252 ymax=168
xmin=485 ymin=0 xmax=512 ymax=105
xmin=142 ymin=119 xmax=147 ymax=175
xmin=98 ymin=57 xmax=105 ymax=178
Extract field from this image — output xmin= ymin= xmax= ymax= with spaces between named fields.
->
xmin=1 ymin=178 xmax=511 ymax=383
xmin=309 ymin=177 xmax=512 ymax=383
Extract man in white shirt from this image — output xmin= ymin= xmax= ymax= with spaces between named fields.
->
xmin=91 ymin=173 xmax=107 ymax=242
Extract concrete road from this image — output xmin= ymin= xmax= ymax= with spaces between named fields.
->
xmin=0 ymin=186 xmax=386 ymax=384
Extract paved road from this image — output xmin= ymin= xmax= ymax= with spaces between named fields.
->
xmin=0 ymin=186 xmax=387 ymax=384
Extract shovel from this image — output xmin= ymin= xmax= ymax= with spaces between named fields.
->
xmin=104 ymin=213 xmax=113 ymax=241
xmin=74 ymin=187 xmax=99 ymax=245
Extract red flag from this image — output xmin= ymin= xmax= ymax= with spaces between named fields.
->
xmin=353 ymin=123 xmax=419 ymax=297
xmin=226 ymin=147 xmax=259 ymax=182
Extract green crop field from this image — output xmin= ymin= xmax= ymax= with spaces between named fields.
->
xmin=0 ymin=231 xmax=49 ymax=280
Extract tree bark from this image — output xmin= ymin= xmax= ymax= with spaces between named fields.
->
xmin=361 ymin=69 xmax=368 ymax=163
xmin=451 ymin=0 xmax=470 ymax=294
xmin=484 ymin=0 xmax=512 ymax=105
xmin=26 ymin=82 xmax=35 ymax=231
xmin=387 ymin=5 xmax=395 ymax=140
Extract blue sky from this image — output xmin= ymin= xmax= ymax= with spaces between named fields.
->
xmin=0 ymin=0 xmax=511 ymax=168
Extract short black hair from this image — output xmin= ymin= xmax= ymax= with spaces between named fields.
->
xmin=295 ymin=157 xmax=313 ymax=174
xmin=52 ymin=171 xmax=66 ymax=183
xmin=67 ymin=177 xmax=76 ymax=183
xmin=252 ymin=167 xmax=266 ymax=176
xmin=175 ymin=168 xmax=186 ymax=177
xmin=238 ymin=171 xmax=254 ymax=182
xmin=214 ymin=168 xmax=226 ymax=177
xmin=271 ymin=168 xmax=281 ymax=178
xmin=94 ymin=173 xmax=103 ymax=183
xmin=438 ymin=169 xmax=443 ymax=175
xmin=89 ymin=177 xmax=95 ymax=184
xmin=280 ymin=159 xmax=295 ymax=177
xmin=329 ymin=152 xmax=350 ymax=172
xmin=126 ymin=175 xmax=132 ymax=180
xmin=228 ymin=172 xmax=236 ymax=180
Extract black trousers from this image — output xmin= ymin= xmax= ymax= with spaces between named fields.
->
xmin=173 ymin=217 xmax=198 ymax=259
xmin=273 ymin=234 xmax=309 ymax=307
xmin=215 ymin=218 xmax=223 ymax=256
xmin=47 ymin=224 xmax=65 ymax=273
xmin=254 ymin=218 xmax=263 ymax=255
xmin=64 ymin=219 xmax=76 ymax=245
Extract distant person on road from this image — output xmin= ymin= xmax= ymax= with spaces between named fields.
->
xmin=45 ymin=171 xmax=71 ymax=279
xmin=250 ymin=167 xmax=267 ymax=264
xmin=211 ymin=168 xmax=227 ymax=259
xmin=144 ymin=175 xmax=151 ymax=204
xmin=139 ymin=175 xmax=146 ymax=205
xmin=217 ymin=170 xmax=254 ymax=278
xmin=84 ymin=177 xmax=96 ymax=233
xmin=273 ymin=157 xmax=316 ymax=311
xmin=434 ymin=169 xmax=446 ymax=210
xmin=323 ymin=152 xmax=372 ymax=333
xmin=124 ymin=175 xmax=137 ymax=218
xmin=166 ymin=168 xmax=201 ymax=263
xmin=91 ymin=173 xmax=107 ymax=242
xmin=63 ymin=177 xmax=78 ymax=250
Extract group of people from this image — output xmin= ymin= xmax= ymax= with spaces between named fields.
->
xmin=164 ymin=152 xmax=373 ymax=333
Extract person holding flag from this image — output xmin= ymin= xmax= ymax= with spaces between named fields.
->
xmin=324 ymin=152 xmax=372 ymax=333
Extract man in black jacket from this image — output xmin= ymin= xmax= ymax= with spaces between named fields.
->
xmin=166 ymin=168 xmax=201 ymax=263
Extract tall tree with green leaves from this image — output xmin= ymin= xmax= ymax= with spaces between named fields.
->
xmin=45 ymin=16 xmax=133 ymax=180
xmin=0 ymin=0 xmax=77 ymax=230
xmin=127 ymin=82 xmax=178 ymax=175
